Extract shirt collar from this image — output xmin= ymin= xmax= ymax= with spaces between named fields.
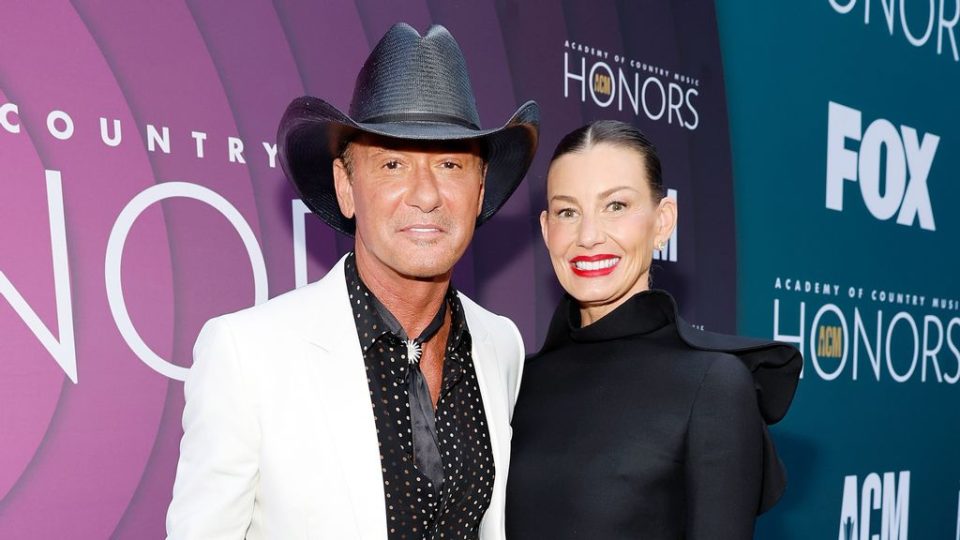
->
xmin=343 ymin=252 xmax=467 ymax=360
xmin=343 ymin=253 xmax=391 ymax=353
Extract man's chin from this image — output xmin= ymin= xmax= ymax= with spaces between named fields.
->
xmin=395 ymin=260 xmax=458 ymax=281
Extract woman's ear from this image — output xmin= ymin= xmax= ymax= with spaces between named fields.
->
xmin=654 ymin=196 xmax=678 ymax=247
xmin=539 ymin=210 xmax=549 ymax=246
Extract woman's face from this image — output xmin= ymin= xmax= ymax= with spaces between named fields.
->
xmin=540 ymin=143 xmax=677 ymax=324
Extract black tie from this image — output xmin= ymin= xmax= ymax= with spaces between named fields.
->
xmin=371 ymin=297 xmax=448 ymax=490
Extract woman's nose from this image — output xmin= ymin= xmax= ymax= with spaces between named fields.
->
xmin=576 ymin=212 xmax=605 ymax=248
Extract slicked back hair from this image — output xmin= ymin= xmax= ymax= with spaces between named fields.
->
xmin=550 ymin=120 xmax=665 ymax=201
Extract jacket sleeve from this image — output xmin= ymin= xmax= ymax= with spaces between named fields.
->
xmin=684 ymin=354 xmax=763 ymax=539
xmin=500 ymin=315 xmax=526 ymax=416
xmin=166 ymin=317 xmax=260 ymax=540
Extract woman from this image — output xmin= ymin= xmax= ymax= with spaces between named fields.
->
xmin=505 ymin=120 xmax=802 ymax=539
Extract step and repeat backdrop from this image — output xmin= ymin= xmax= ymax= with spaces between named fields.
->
xmin=718 ymin=1 xmax=960 ymax=539
xmin=0 ymin=0 xmax=954 ymax=538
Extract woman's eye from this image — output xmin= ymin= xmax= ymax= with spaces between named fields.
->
xmin=607 ymin=201 xmax=627 ymax=211
xmin=556 ymin=208 xmax=577 ymax=219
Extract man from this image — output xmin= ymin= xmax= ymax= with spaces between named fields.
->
xmin=166 ymin=23 xmax=539 ymax=539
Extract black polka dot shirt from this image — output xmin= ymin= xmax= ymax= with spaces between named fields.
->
xmin=344 ymin=254 xmax=495 ymax=539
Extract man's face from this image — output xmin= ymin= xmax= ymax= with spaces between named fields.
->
xmin=333 ymin=133 xmax=486 ymax=282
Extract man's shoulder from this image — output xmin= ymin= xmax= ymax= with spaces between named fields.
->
xmin=456 ymin=291 xmax=525 ymax=405
xmin=456 ymin=291 xmax=523 ymax=353
xmin=213 ymin=257 xmax=348 ymax=336
xmin=456 ymin=291 xmax=510 ymax=331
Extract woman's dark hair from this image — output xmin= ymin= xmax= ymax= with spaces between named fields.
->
xmin=550 ymin=120 xmax=665 ymax=200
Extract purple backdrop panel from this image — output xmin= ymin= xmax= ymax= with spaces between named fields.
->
xmin=1 ymin=3 xmax=174 ymax=538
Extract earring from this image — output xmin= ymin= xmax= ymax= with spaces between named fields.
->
xmin=656 ymin=240 xmax=666 ymax=251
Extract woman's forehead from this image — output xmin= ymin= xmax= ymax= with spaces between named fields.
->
xmin=547 ymin=146 xmax=651 ymax=198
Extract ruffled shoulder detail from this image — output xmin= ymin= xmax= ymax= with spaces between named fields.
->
xmin=671 ymin=309 xmax=802 ymax=425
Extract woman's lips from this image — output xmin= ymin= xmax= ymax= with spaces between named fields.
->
xmin=570 ymin=255 xmax=620 ymax=277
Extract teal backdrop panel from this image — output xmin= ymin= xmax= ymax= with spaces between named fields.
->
xmin=717 ymin=1 xmax=960 ymax=538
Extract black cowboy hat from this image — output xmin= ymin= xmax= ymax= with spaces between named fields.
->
xmin=277 ymin=22 xmax=540 ymax=235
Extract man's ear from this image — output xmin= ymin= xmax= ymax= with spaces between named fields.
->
xmin=333 ymin=158 xmax=355 ymax=219
xmin=476 ymin=169 xmax=486 ymax=218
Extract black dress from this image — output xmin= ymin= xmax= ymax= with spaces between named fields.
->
xmin=505 ymin=290 xmax=802 ymax=539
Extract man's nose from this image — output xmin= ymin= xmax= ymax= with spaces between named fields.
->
xmin=405 ymin=164 xmax=442 ymax=213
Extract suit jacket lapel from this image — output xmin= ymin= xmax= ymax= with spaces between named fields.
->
xmin=464 ymin=305 xmax=510 ymax=538
xmin=300 ymin=257 xmax=387 ymax=539
xmin=471 ymin=332 xmax=508 ymax=460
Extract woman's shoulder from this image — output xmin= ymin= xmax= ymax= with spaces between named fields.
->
xmin=693 ymin=350 xmax=757 ymax=392
xmin=650 ymin=341 xmax=758 ymax=394
xmin=668 ymin=316 xmax=802 ymax=425
xmin=633 ymin=289 xmax=803 ymax=425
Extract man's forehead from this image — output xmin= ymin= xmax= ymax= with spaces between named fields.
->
xmin=352 ymin=133 xmax=483 ymax=156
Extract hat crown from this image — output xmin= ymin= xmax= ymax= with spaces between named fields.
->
xmin=349 ymin=23 xmax=482 ymax=130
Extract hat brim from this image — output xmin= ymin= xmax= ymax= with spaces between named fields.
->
xmin=278 ymin=96 xmax=540 ymax=235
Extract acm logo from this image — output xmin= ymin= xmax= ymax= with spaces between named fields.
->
xmin=826 ymin=102 xmax=939 ymax=231
xmin=593 ymin=69 xmax=613 ymax=96
xmin=838 ymin=471 xmax=909 ymax=540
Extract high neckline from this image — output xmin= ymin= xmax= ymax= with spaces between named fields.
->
xmin=544 ymin=289 xmax=679 ymax=349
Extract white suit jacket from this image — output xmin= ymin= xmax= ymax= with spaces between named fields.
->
xmin=166 ymin=256 xmax=524 ymax=539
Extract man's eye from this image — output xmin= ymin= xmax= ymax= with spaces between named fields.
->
xmin=440 ymin=160 xmax=462 ymax=169
xmin=383 ymin=160 xmax=401 ymax=170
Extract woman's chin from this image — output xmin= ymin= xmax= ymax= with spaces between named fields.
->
xmin=566 ymin=287 xmax=618 ymax=307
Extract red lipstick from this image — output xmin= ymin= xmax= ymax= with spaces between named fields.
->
xmin=569 ymin=254 xmax=620 ymax=277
